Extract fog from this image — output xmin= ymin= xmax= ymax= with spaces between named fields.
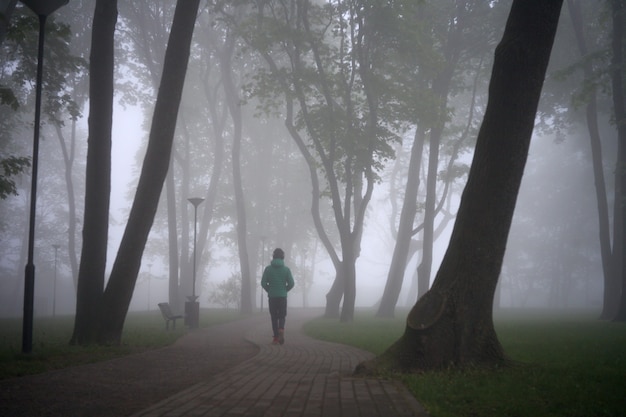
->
xmin=0 ymin=1 xmax=615 ymax=319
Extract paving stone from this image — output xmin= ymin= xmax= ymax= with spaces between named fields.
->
xmin=130 ymin=309 xmax=429 ymax=417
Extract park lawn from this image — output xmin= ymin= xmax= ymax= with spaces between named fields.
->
xmin=0 ymin=308 xmax=243 ymax=379
xmin=303 ymin=309 xmax=626 ymax=417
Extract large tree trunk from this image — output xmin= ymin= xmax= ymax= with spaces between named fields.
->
xmin=97 ymin=0 xmax=201 ymax=344
xmin=611 ymin=0 xmax=626 ymax=322
xmin=356 ymin=0 xmax=563 ymax=373
xmin=70 ymin=0 xmax=117 ymax=346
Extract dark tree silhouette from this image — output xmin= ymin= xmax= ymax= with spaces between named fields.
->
xmin=611 ymin=0 xmax=626 ymax=322
xmin=71 ymin=0 xmax=117 ymax=345
xmin=98 ymin=0 xmax=201 ymax=344
xmin=567 ymin=0 xmax=617 ymax=320
xmin=356 ymin=0 xmax=564 ymax=373
xmin=70 ymin=0 xmax=201 ymax=345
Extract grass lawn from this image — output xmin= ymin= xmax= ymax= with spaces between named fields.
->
xmin=303 ymin=308 xmax=626 ymax=417
xmin=0 ymin=308 xmax=244 ymax=379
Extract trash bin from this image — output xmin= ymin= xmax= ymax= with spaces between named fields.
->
xmin=184 ymin=300 xmax=199 ymax=329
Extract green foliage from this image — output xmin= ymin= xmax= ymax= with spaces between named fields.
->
xmin=0 ymin=155 xmax=30 ymax=199
xmin=551 ymin=48 xmax=612 ymax=110
xmin=304 ymin=309 xmax=626 ymax=417
xmin=208 ymin=274 xmax=242 ymax=309
xmin=3 ymin=8 xmax=86 ymax=122
xmin=0 ymin=85 xmax=19 ymax=110
xmin=0 ymin=309 xmax=243 ymax=379
xmin=235 ymin=0 xmax=405 ymax=181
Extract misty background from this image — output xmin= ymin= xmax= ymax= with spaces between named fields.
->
xmin=0 ymin=1 xmax=612 ymax=318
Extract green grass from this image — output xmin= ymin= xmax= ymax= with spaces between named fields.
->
xmin=303 ymin=309 xmax=626 ymax=417
xmin=0 ymin=308 xmax=245 ymax=379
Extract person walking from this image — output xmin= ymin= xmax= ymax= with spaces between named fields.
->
xmin=261 ymin=248 xmax=295 ymax=345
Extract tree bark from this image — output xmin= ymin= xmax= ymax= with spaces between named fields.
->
xmin=97 ymin=0 xmax=201 ymax=344
xmin=70 ymin=0 xmax=117 ymax=345
xmin=356 ymin=0 xmax=563 ymax=373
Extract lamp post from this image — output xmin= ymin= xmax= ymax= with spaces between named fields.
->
xmin=52 ymin=244 xmax=60 ymax=317
xmin=186 ymin=197 xmax=204 ymax=328
xmin=146 ymin=263 xmax=152 ymax=312
xmin=302 ymin=249 xmax=307 ymax=308
xmin=259 ymin=235 xmax=266 ymax=311
xmin=20 ymin=0 xmax=68 ymax=354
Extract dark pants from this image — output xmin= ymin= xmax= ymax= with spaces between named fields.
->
xmin=268 ymin=297 xmax=287 ymax=337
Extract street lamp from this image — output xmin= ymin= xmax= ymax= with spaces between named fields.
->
xmin=259 ymin=235 xmax=266 ymax=311
xmin=52 ymin=244 xmax=60 ymax=317
xmin=20 ymin=0 xmax=69 ymax=354
xmin=186 ymin=197 xmax=204 ymax=328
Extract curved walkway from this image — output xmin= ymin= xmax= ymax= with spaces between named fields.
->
xmin=132 ymin=308 xmax=429 ymax=417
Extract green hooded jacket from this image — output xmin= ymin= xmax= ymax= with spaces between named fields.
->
xmin=261 ymin=258 xmax=295 ymax=298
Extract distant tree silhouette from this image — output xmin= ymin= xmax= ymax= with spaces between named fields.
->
xmin=611 ymin=0 xmax=626 ymax=322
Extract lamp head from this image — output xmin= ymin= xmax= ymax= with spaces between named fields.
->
xmin=188 ymin=197 xmax=205 ymax=207
xmin=20 ymin=0 xmax=68 ymax=16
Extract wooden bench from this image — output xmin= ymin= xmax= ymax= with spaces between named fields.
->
xmin=158 ymin=302 xmax=183 ymax=330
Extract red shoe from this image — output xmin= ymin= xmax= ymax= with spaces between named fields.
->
xmin=271 ymin=336 xmax=280 ymax=345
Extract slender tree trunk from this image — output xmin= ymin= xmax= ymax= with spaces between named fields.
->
xmin=417 ymin=131 xmax=440 ymax=297
xmin=178 ymin=115 xmax=195 ymax=301
xmin=97 ymin=0 xmax=201 ymax=344
xmin=416 ymin=5 xmax=465 ymax=298
xmin=221 ymin=32 xmax=253 ymax=314
xmin=194 ymin=66 xmax=227 ymax=295
xmin=377 ymin=129 xmax=425 ymax=317
xmin=54 ymin=120 xmax=79 ymax=290
xmin=165 ymin=158 xmax=180 ymax=313
xmin=611 ymin=0 xmax=626 ymax=321
xmin=356 ymin=0 xmax=563 ymax=373
xmin=70 ymin=0 xmax=117 ymax=345
xmin=568 ymin=0 xmax=617 ymax=319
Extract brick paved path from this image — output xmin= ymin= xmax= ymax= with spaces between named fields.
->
xmin=131 ymin=309 xmax=429 ymax=417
